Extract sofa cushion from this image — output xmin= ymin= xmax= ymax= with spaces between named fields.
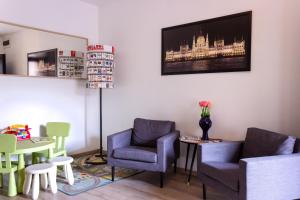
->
xmin=199 ymin=162 xmax=239 ymax=191
xmin=242 ymin=128 xmax=296 ymax=158
xmin=113 ymin=146 xmax=157 ymax=163
xmin=132 ymin=118 xmax=175 ymax=147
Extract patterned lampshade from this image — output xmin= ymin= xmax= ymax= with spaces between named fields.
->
xmin=86 ymin=44 xmax=115 ymax=89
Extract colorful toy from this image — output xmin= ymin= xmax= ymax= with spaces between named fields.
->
xmin=0 ymin=124 xmax=31 ymax=140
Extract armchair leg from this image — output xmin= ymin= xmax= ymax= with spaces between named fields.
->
xmin=160 ymin=172 xmax=164 ymax=188
xmin=173 ymin=159 xmax=177 ymax=174
xmin=202 ymin=184 xmax=207 ymax=199
xmin=111 ymin=166 xmax=115 ymax=181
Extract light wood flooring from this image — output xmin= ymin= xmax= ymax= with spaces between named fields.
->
xmin=0 ymin=171 xmax=224 ymax=200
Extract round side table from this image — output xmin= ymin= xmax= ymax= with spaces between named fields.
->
xmin=180 ymin=136 xmax=222 ymax=184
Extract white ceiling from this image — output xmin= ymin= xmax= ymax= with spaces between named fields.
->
xmin=0 ymin=23 xmax=25 ymax=36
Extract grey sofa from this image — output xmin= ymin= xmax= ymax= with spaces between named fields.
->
xmin=107 ymin=118 xmax=180 ymax=187
xmin=197 ymin=127 xmax=300 ymax=200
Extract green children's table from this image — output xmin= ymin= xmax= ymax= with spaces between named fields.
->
xmin=14 ymin=139 xmax=55 ymax=193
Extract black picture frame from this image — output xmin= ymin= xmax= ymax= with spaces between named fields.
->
xmin=27 ymin=48 xmax=57 ymax=77
xmin=161 ymin=11 xmax=252 ymax=75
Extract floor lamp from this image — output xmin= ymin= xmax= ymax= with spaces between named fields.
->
xmin=85 ymin=44 xmax=115 ymax=165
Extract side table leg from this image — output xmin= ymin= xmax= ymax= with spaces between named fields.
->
xmin=203 ymin=184 xmax=207 ymax=199
xmin=17 ymin=154 xmax=25 ymax=193
xmin=184 ymin=143 xmax=190 ymax=171
xmin=187 ymin=144 xmax=197 ymax=184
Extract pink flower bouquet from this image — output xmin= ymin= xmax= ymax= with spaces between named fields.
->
xmin=199 ymin=101 xmax=211 ymax=117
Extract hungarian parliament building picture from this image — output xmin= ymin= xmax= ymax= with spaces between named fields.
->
xmin=165 ymin=33 xmax=246 ymax=62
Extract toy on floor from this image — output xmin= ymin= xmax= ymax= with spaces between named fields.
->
xmin=0 ymin=124 xmax=31 ymax=140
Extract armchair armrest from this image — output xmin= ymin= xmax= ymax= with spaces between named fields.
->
xmin=107 ymin=128 xmax=132 ymax=158
xmin=239 ymin=153 xmax=300 ymax=200
xmin=157 ymin=130 xmax=180 ymax=172
xmin=198 ymin=141 xmax=243 ymax=163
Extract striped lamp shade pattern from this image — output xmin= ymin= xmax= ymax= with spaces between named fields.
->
xmin=86 ymin=44 xmax=115 ymax=89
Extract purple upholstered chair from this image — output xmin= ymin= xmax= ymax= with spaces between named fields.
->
xmin=197 ymin=127 xmax=300 ymax=200
xmin=107 ymin=118 xmax=180 ymax=187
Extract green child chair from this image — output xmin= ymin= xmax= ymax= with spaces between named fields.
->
xmin=0 ymin=134 xmax=18 ymax=197
xmin=32 ymin=122 xmax=70 ymax=164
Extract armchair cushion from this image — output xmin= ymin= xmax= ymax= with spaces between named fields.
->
xmin=293 ymin=138 xmax=300 ymax=153
xmin=199 ymin=162 xmax=239 ymax=191
xmin=242 ymin=127 xmax=296 ymax=158
xmin=113 ymin=146 xmax=157 ymax=163
xmin=132 ymin=118 xmax=175 ymax=147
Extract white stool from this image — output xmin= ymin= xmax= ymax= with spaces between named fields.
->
xmin=49 ymin=156 xmax=74 ymax=185
xmin=23 ymin=163 xmax=57 ymax=200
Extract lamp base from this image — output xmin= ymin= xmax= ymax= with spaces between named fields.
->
xmin=85 ymin=153 xmax=107 ymax=165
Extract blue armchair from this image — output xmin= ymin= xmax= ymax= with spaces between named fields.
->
xmin=197 ymin=128 xmax=300 ymax=200
xmin=107 ymin=118 xmax=180 ymax=187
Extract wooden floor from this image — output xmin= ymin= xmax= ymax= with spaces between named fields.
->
xmin=0 ymin=171 xmax=225 ymax=200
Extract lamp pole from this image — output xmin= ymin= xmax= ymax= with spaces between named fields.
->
xmin=85 ymin=88 xmax=107 ymax=164
xmin=99 ymin=87 xmax=105 ymax=158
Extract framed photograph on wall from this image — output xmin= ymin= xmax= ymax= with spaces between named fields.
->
xmin=161 ymin=11 xmax=252 ymax=75
xmin=27 ymin=48 xmax=57 ymax=77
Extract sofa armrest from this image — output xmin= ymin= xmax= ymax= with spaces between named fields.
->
xmin=239 ymin=153 xmax=300 ymax=200
xmin=198 ymin=141 xmax=243 ymax=163
xmin=107 ymin=128 xmax=132 ymax=158
xmin=157 ymin=130 xmax=180 ymax=172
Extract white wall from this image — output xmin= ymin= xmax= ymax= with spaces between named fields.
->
xmin=0 ymin=0 xmax=99 ymax=154
xmin=97 ymin=0 xmax=300 ymax=168
xmin=279 ymin=2 xmax=300 ymax=136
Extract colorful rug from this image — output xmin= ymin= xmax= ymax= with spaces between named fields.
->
xmin=57 ymin=154 xmax=143 ymax=196
xmin=57 ymin=170 xmax=111 ymax=196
